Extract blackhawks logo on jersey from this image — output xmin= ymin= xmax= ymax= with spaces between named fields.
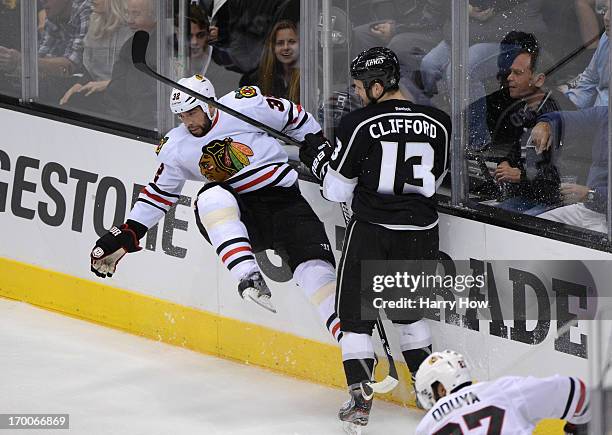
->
xmin=199 ymin=137 xmax=254 ymax=181
xmin=234 ymin=86 xmax=257 ymax=99
xmin=156 ymin=136 xmax=169 ymax=155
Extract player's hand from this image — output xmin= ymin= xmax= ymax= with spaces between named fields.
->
xmin=563 ymin=422 xmax=588 ymax=435
xmin=300 ymin=133 xmax=333 ymax=181
xmin=90 ymin=224 xmax=142 ymax=278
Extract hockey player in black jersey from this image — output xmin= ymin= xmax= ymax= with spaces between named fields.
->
xmin=300 ymin=47 xmax=451 ymax=433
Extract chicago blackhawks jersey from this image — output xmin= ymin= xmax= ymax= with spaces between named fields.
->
xmin=416 ymin=375 xmax=589 ymax=435
xmin=323 ymin=99 xmax=451 ymax=229
xmin=128 ymin=86 xmax=320 ymax=228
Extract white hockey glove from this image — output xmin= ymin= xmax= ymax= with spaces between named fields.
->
xmin=90 ymin=223 xmax=142 ymax=278
xmin=299 ymin=133 xmax=333 ymax=182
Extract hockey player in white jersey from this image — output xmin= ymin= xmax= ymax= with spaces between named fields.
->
xmin=90 ymin=74 xmax=343 ymax=341
xmin=414 ymin=350 xmax=589 ymax=434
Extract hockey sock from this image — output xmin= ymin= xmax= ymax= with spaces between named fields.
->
xmin=196 ymin=186 xmax=258 ymax=280
xmin=394 ymin=320 xmax=432 ymax=374
xmin=293 ymin=260 xmax=342 ymax=341
xmin=341 ymin=332 xmax=375 ymax=385
xmin=402 ymin=346 xmax=432 ymax=375
xmin=343 ymin=359 xmax=375 ymax=386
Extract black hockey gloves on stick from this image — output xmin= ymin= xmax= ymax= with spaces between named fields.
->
xmin=299 ymin=133 xmax=333 ymax=182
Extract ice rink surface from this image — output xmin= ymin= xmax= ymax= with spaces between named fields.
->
xmin=0 ymin=298 xmax=422 ymax=435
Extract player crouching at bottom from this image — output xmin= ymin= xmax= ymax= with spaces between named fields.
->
xmin=414 ymin=350 xmax=589 ymax=434
xmin=91 ymin=74 xmax=343 ymax=342
xmin=300 ymin=46 xmax=451 ymax=433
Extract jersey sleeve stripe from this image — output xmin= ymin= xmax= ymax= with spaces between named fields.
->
xmin=141 ymin=187 xmax=175 ymax=206
xmin=267 ymin=165 xmax=294 ymax=188
xmin=148 ymin=182 xmax=180 ymax=198
xmin=286 ymin=112 xmax=309 ymax=131
xmin=561 ymin=377 xmax=576 ymax=420
xmin=136 ymin=198 xmax=168 ymax=214
xmin=234 ymin=166 xmax=279 ymax=192
xmin=282 ymin=102 xmax=296 ymax=131
xmin=227 ymin=163 xmax=279 ymax=183
xmin=227 ymin=255 xmax=255 ymax=271
xmin=575 ymin=378 xmax=587 ymax=415
xmin=216 ymin=237 xmax=251 ymax=255
xmin=221 ymin=246 xmax=252 ymax=263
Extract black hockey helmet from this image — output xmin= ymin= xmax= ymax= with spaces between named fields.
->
xmin=350 ymin=46 xmax=400 ymax=93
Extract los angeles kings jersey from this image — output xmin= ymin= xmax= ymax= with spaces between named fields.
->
xmin=129 ymin=86 xmax=320 ymax=228
xmin=323 ymin=99 xmax=451 ymax=229
xmin=416 ymin=375 xmax=589 ymax=435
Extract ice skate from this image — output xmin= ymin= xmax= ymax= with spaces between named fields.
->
xmin=238 ymin=271 xmax=276 ymax=313
xmin=339 ymin=383 xmax=372 ymax=434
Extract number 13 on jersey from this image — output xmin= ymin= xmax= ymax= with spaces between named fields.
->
xmin=377 ymin=140 xmax=436 ymax=197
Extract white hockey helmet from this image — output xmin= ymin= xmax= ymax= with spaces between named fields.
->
xmin=170 ymin=74 xmax=216 ymax=119
xmin=414 ymin=350 xmax=472 ymax=410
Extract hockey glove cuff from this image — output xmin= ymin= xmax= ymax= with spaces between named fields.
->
xmin=300 ymin=133 xmax=333 ymax=182
xmin=90 ymin=223 xmax=143 ymax=278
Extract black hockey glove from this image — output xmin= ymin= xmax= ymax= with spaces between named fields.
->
xmin=90 ymin=222 xmax=144 ymax=278
xmin=300 ymin=133 xmax=333 ymax=182
xmin=563 ymin=422 xmax=588 ymax=435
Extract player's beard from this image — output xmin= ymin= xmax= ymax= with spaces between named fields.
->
xmin=189 ymin=119 xmax=211 ymax=137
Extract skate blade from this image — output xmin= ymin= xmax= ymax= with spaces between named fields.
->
xmin=243 ymin=289 xmax=277 ymax=313
xmin=342 ymin=421 xmax=362 ymax=435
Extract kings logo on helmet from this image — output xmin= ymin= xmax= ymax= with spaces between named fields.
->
xmin=365 ymin=57 xmax=385 ymax=67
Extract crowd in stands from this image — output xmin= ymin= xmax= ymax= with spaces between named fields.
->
xmin=0 ymin=0 xmax=298 ymax=130
xmin=0 ymin=0 xmax=608 ymax=234
xmin=345 ymin=0 xmax=609 ymax=234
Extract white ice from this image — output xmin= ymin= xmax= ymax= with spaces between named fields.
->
xmin=0 ymin=298 xmax=423 ymax=435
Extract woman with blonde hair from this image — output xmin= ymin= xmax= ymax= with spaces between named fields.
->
xmin=243 ymin=19 xmax=300 ymax=103
xmin=60 ymin=0 xmax=133 ymax=107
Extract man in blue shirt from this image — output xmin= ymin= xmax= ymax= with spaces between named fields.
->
xmin=529 ymin=106 xmax=608 ymax=233
xmin=564 ymin=8 xmax=609 ymax=108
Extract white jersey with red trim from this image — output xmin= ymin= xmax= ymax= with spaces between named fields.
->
xmin=416 ymin=375 xmax=589 ymax=435
xmin=128 ymin=86 xmax=320 ymax=228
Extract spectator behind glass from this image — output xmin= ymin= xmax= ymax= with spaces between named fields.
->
xmin=490 ymin=48 xmax=574 ymax=215
xmin=241 ymin=20 xmax=300 ymax=103
xmin=173 ymin=4 xmax=213 ymax=78
xmin=211 ymin=0 xmax=298 ymax=75
xmin=563 ymin=7 xmax=609 ymax=108
xmin=0 ymin=0 xmax=20 ymax=51
xmin=420 ymin=0 xmax=548 ymax=139
xmin=101 ymin=0 xmax=157 ymax=129
xmin=531 ymin=106 xmax=609 ymax=233
xmin=59 ymin=0 xmax=132 ymax=108
xmin=0 ymin=0 xmax=91 ymax=100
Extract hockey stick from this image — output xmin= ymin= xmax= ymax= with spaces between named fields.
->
xmin=131 ymin=30 xmax=303 ymax=148
xmin=339 ymin=208 xmax=399 ymax=395
xmin=361 ymin=317 xmax=400 ymax=395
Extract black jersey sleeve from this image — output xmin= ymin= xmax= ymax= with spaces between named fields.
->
xmin=328 ymin=113 xmax=366 ymax=179
xmin=321 ymin=112 xmax=366 ymax=203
